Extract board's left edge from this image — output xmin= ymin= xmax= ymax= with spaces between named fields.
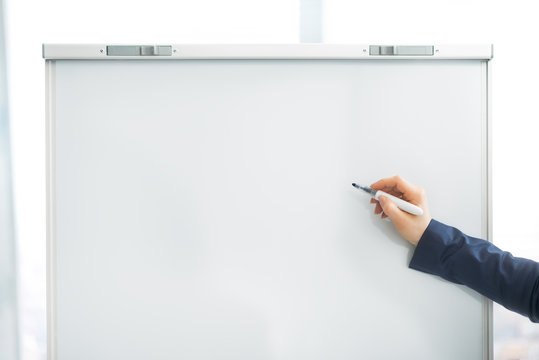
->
xmin=45 ymin=59 xmax=57 ymax=360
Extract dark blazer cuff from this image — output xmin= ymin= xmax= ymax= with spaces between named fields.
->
xmin=409 ymin=219 xmax=454 ymax=277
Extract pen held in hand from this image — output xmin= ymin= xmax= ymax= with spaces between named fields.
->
xmin=352 ymin=183 xmax=424 ymax=216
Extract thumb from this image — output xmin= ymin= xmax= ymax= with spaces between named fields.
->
xmin=378 ymin=195 xmax=405 ymax=223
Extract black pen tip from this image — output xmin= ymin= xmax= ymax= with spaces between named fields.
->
xmin=352 ymin=183 xmax=358 ymax=188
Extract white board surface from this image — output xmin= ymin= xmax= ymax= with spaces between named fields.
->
xmin=49 ymin=57 xmax=488 ymax=359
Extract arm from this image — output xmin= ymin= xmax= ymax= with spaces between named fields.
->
xmin=370 ymin=175 xmax=539 ymax=322
xmin=411 ymin=219 xmax=539 ymax=322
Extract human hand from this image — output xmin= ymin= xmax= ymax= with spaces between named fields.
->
xmin=370 ymin=175 xmax=432 ymax=246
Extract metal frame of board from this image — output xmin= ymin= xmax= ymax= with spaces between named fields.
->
xmin=43 ymin=44 xmax=493 ymax=60
xmin=44 ymin=44 xmax=494 ymax=360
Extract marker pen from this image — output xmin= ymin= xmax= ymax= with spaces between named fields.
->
xmin=352 ymin=183 xmax=424 ymax=216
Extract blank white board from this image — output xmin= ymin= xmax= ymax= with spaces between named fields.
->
xmin=46 ymin=46 xmax=492 ymax=360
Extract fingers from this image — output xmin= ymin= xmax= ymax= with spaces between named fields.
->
xmin=371 ymin=175 xmax=409 ymax=193
xmin=378 ymin=195 xmax=406 ymax=225
xmin=370 ymin=198 xmax=384 ymax=214
xmin=370 ymin=175 xmax=423 ymax=203
xmin=378 ymin=195 xmax=395 ymax=216
xmin=367 ymin=176 xmax=432 ymax=245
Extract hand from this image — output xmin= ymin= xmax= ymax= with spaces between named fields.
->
xmin=370 ymin=175 xmax=432 ymax=246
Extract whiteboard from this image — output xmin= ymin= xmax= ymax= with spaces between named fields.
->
xmin=46 ymin=45 xmax=492 ymax=360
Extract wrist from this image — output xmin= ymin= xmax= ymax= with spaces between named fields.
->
xmin=406 ymin=216 xmax=432 ymax=246
xmin=412 ymin=217 xmax=433 ymax=246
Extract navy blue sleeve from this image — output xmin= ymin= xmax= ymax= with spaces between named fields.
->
xmin=409 ymin=219 xmax=539 ymax=322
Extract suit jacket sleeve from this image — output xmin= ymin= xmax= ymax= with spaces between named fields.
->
xmin=409 ymin=219 xmax=539 ymax=322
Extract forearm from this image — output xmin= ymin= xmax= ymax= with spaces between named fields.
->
xmin=409 ymin=219 xmax=539 ymax=322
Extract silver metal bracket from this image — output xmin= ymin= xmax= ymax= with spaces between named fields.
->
xmin=369 ymin=45 xmax=434 ymax=56
xmin=106 ymin=45 xmax=173 ymax=56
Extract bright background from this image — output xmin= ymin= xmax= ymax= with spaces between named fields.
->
xmin=3 ymin=0 xmax=539 ymax=359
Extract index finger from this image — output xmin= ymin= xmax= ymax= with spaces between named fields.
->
xmin=370 ymin=175 xmax=415 ymax=199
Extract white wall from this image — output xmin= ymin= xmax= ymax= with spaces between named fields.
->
xmin=1 ymin=0 xmax=19 ymax=358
